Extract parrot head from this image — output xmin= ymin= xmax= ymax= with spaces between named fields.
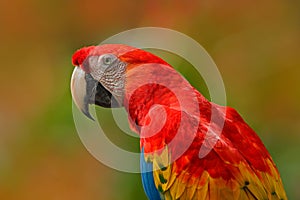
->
xmin=71 ymin=44 xmax=168 ymax=119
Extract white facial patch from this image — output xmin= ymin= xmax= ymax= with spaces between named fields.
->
xmin=88 ymin=54 xmax=127 ymax=106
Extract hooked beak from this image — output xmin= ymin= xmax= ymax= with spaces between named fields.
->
xmin=71 ymin=67 xmax=119 ymax=120
xmin=71 ymin=67 xmax=94 ymax=120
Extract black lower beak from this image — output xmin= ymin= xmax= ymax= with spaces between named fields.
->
xmin=85 ymin=73 xmax=114 ymax=108
xmin=71 ymin=67 xmax=120 ymax=120
xmin=84 ymin=74 xmax=120 ymax=117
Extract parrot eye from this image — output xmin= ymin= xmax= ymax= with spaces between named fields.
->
xmin=100 ymin=54 xmax=117 ymax=67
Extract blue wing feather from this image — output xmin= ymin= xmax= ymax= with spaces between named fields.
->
xmin=140 ymin=148 xmax=161 ymax=200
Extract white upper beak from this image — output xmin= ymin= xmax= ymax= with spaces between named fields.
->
xmin=71 ymin=67 xmax=94 ymax=120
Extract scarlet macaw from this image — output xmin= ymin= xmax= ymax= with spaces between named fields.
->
xmin=70 ymin=44 xmax=287 ymax=200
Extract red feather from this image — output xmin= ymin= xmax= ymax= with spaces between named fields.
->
xmin=72 ymin=44 xmax=287 ymax=199
xmin=119 ymin=45 xmax=287 ymax=199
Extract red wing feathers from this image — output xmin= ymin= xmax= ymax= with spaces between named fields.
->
xmin=141 ymin=104 xmax=287 ymax=200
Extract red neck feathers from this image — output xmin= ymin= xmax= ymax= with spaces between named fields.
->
xmin=123 ymin=60 xmax=205 ymax=134
xmin=120 ymin=49 xmax=170 ymax=67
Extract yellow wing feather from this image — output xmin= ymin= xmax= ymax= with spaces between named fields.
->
xmin=150 ymin=148 xmax=287 ymax=200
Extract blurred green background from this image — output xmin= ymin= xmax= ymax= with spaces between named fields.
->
xmin=0 ymin=0 xmax=299 ymax=199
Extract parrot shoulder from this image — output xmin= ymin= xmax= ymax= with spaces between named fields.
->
xmin=140 ymin=104 xmax=287 ymax=199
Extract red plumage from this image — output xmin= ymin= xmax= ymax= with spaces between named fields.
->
xmin=72 ymin=44 xmax=287 ymax=199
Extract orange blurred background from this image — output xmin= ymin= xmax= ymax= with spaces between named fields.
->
xmin=0 ymin=0 xmax=299 ymax=199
